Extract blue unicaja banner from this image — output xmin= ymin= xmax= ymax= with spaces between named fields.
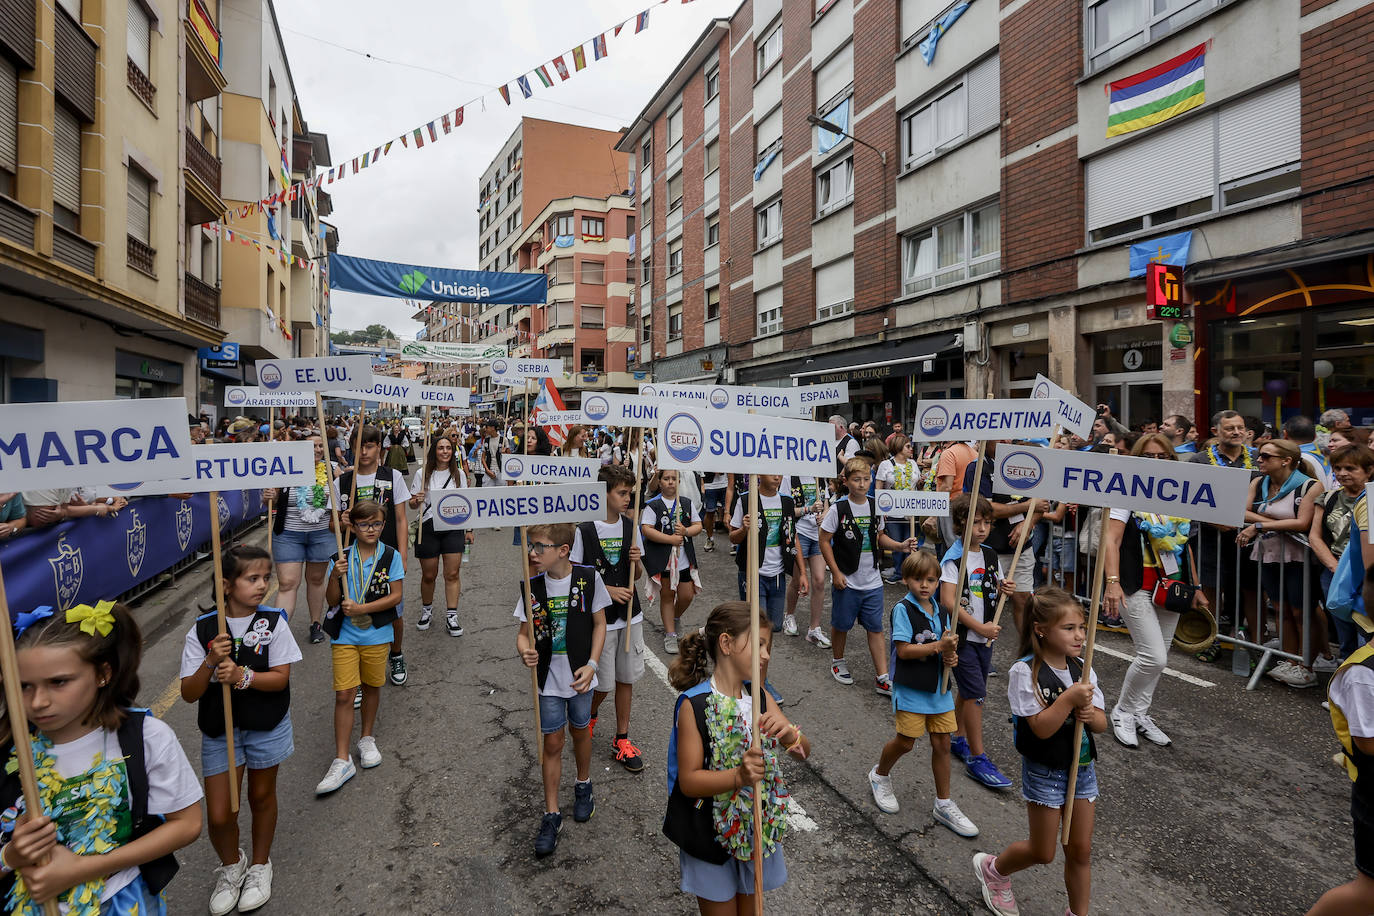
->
xmin=0 ymin=491 xmax=264 ymax=612
xmin=328 ymin=254 xmax=548 ymax=305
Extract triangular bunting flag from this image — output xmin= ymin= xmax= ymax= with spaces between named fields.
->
xmin=636 ymin=10 xmax=650 ymax=32
xmin=427 ymin=121 xmax=438 ymax=142
xmin=536 ymin=64 xmax=553 ymax=87
xmin=572 ymin=45 xmax=587 ymax=71
xmin=499 ymin=84 xmax=511 ymax=104
xmin=454 ymin=106 xmax=464 ymax=126
xmin=615 ymin=22 xmax=624 ymax=36
xmin=593 ymin=34 xmax=608 ymax=59
xmin=553 ymin=56 xmax=570 ymax=80
xmin=441 ymin=113 xmax=452 ymax=133
xmin=412 ymin=127 xmax=425 ymax=148
xmin=517 ymin=74 xmax=532 ymax=98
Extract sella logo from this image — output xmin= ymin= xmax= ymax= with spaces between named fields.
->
xmin=504 ymin=457 xmax=523 ymax=478
xmin=663 ymin=413 xmax=705 ymax=462
xmin=1033 ymin=382 xmax=1050 ymax=399
xmin=436 ymin=494 xmax=473 ymax=525
xmin=1000 ymin=451 xmax=1044 ymax=490
xmin=584 ymin=396 xmax=610 ymax=421
xmin=641 ymin=385 xmax=658 ymax=397
xmin=876 ymin=491 xmax=895 ymax=514
xmin=919 ymin=405 xmax=949 ymax=436
xmin=709 ymin=387 xmax=730 ymax=409
xmin=492 ymin=358 xmax=509 ymax=375
xmin=227 ymin=388 xmax=247 ymax=404
xmin=259 ymin=363 xmax=282 ymax=389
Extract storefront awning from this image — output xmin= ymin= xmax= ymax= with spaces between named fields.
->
xmin=737 ymin=331 xmax=960 ymax=385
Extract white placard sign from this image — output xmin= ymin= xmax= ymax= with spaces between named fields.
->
xmin=224 ymin=387 xmax=319 ymax=409
xmin=491 ymin=357 xmax=562 ymax=385
xmin=874 ymin=489 xmax=951 ymax=518
xmin=581 ymin=393 xmax=662 ymax=428
xmin=94 ymin=442 xmax=315 ymax=497
xmin=1032 ymin=374 xmax=1094 ymax=440
xmin=991 ymin=446 xmax=1251 ymax=526
xmin=1368 ymin=483 xmax=1374 ymax=545
xmin=254 ymin=356 xmax=373 ymax=392
xmin=639 ymin=381 xmax=849 ymax=417
xmin=430 ymin=483 xmax=604 ymax=531
xmin=500 ymin=454 xmax=602 ymax=483
xmin=910 ymin=398 xmax=1057 ymax=441
xmin=655 ymin=406 xmax=835 ymax=478
xmin=536 ymin=411 xmax=584 ymax=427
xmin=324 ymin=375 xmax=471 ymax=408
xmin=0 ymin=398 xmax=194 ymax=490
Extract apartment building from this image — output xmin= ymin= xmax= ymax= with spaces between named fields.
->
xmin=412 ymin=301 xmax=479 ymax=389
xmin=623 ymin=0 xmax=1374 ymax=429
xmin=0 ymin=0 xmax=229 ymax=403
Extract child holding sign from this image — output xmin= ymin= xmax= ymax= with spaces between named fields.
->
xmin=643 ymin=469 xmax=703 ymax=656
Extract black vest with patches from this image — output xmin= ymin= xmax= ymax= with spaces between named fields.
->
xmin=577 ymin=517 xmax=641 ymax=625
xmin=952 ymin=544 xmax=1002 ymax=640
xmin=1012 ymin=656 xmax=1098 ymax=770
xmin=194 ymin=608 xmax=291 ymax=736
xmin=524 ymin=565 xmax=597 ymax=692
xmin=734 ymin=494 xmax=797 ymax=575
xmin=323 ymin=543 xmax=402 ymax=639
xmin=890 ymin=597 xmax=950 ymax=693
xmin=831 ymin=497 xmax=880 ymax=575
xmin=643 ymin=496 xmax=698 ymax=576
xmin=338 ymin=466 xmax=401 ymax=547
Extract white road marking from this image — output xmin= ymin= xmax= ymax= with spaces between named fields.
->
xmin=1092 ymin=643 xmax=1216 ymax=688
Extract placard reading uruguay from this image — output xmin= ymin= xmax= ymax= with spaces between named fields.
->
xmin=323 ymin=375 xmax=472 ymax=408
xmin=430 ymin=484 xmax=604 ymax=531
xmin=0 ymin=398 xmax=194 ymax=490
xmin=255 ymin=356 xmax=372 ymax=392
xmin=910 ymin=398 xmax=1057 ymax=441
xmin=874 ymin=490 xmax=951 ymax=518
xmin=991 ymin=446 xmax=1250 ymax=526
xmin=94 ymin=442 xmax=314 ymax=497
xmin=581 ymin=393 xmax=661 ymax=428
xmin=1031 ymin=374 xmax=1094 ymax=440
xmin=225 ymin=387 xmax=319 ymax=409
xmin=655 ymin=406 xmax=835 ymax=478
xmin=501 ymin=454 xmax=602 ymax=483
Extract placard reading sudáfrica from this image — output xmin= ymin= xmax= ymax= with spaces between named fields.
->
xmin=910 ymin=398 xmax=1057 ymax=441
xmin=225 ymin=387 xmax=320 ymax=409
xmin=655 ymin=406 xmax=835 ymax=478
xmin=500 ymin=454 xmax=602 ymax=483
xmin=874 ymin=490 xmax=951 ymax=518
xmin=1031 ymin=374 xmax=1094 ymax=440
xmin=94 ymin=442 xmax=314 ymax=497
xmin=581 ymin=393 xmax=662 ymax=428
xmin=430 ymin=483 xmax=604 ymax=531
xmin=255 ymin=356 xmax=373 ymax=392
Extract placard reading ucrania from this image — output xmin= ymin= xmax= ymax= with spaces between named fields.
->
xmin=255 ymin=356 xmax=372 ymax=392
xmin=655 ymin=406 xmax=835 ymax=478
xmin=430 ymin=483 xmax=603 ymax=531
xmin=991 ymin=446 xmax=1250 ymax=526
xmin=94 ymin=442 xmax=314 ymax=497
xmin=874 ymin=490 xmax=951 ymax=518
xmin=500 ymin=454 xmax=602 ymax=483
xmin=581 ymin=393 xmax=662 ymax=428
xmin=0 ymin=398 xmax=194 ymax=490
xmin=639 ymin=382 xmax=848 ymax=417
xmin=536 ymin=411 xmax=584 ymax=427
xmin=1031 ymin=374 xmax=1094 ymax=440
xmin=225 ymin=387 xmax=319 ymax=409
xmin=910 ymin=398 xmax=1057 ymax=441
xmin=323 ymin=375 xmax=472 ymax=408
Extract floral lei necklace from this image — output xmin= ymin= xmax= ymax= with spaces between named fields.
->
xmin=706 ymin=689 xmax=788 ymax=861
xmin=1206 ymin=444 xmax=1254 ymax=470
xmin=1137 ymin=513 xmax=1190 ymax=558
xmin=5 ymin=734 xmax=126 ymax=916
xmin=294 ymin=462 xmax=331 ymax=522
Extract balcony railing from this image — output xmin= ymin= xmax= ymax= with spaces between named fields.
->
xmin=185 ymin=273 xmax=221 ymax=326
xmin=127 ymin=57 xmax=154 ymax=106
xmin=185 ymin=128 xmax=221 ymax=196
xmin=127 ymin=235 xmax=155 ymax=277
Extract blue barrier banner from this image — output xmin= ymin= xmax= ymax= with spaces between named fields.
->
xmin=0 ymin=491 xmax=264 ymax=612
xmin=328 ymin=254 xmax=548 ymax=305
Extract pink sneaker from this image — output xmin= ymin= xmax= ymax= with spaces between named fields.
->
xmin=972 ymin=852 xmax=1019 ymax=916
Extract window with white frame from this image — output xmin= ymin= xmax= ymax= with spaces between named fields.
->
xmin=705 ymin=66 xmax=720 ymax=101
xmin=903 ymin=202 xmax=1000 ymax=294
xmin=668 ymin=238 xmax=683 ymax=276
xmin=0 ymin=55 xmax=17 ymax=198
xmin=581 ymin=305 xmax=605 ymax=329
xmin=127 ymin=1 xmax=151 ymax=79
xmin=705 ymin=139 xmax=720 ymax=175
xmin=756 ymin=199 xmax=781 ymax=249
xmin=900 ymin=54 xmax=999 ymax=170
xmin=553 ymin=213 xmax=573 ymax=236
xmin=668 ymin=107 xmax=683 ymax=151
xmin=816 ymin=157 xmax=853 ymax=216
xmin=126 ymin=165 xmax=152 ymax=243
xmin=706 ymin=286 xmax=720 ymax=321
xmin=667 ymin=172 xmax=683 ymax=212
xmin=815 ymin=257 xmax=855 ymax=319
xmin=1085 ymin=80 xmax=1301 ymax=243
xmin=756 ymin=286 xmax=782 ymax=336
xmin=668 ymin=303 xmax=683 ymax=340
xmin=706 ymin=214 xmax=720 ymax=247
xmin=815 ymin=42 xmax=853 ymax=111
xmin=581 ymin=216 xmax=605 ymax=238
xmin=756 ymin=22 xmax=782 ymax=77
xmin=52 ymin=105 xmax=82 ymax=232
xmin=1087 ymin=0 xmax=1220 ymax=71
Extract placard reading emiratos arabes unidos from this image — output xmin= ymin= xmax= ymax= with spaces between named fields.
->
xmin=430 ymin=484 xmax=604 ymax=531
xmin=909 ymin=398 xmax=1057 ymax=441
xmin=93 ymin=442 xmax=315 ymax=498
xmin=655 ymin=406 xmax=835 ymax=479
xmin=255 ymin=356 xmax=372 ymax=392
xmin=875 ymin=490 xmax=951 ymax=518
xmin=225 ymin=386 xmax=320 ymax=409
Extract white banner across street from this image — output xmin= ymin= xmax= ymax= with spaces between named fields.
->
xmin=255 ymin=356 xmax=373 ymax=392
xmin=94 ymin=442 xmax=315 ymax=497
xmin=323 ymin=375 xmax=472 ymax=408
xmin=655 ymin=406 xmax=835 ymax=478
xmin=638 ymin=381 xmax=849 ymax=417
xmin=910 ymin=398 xmax=1058 ymax=441
xmin=536 ymin=410 xmax=584 ymax=427
xmin=0 ymin=398 xmax=194 ymax=490
xmin=1031 ymin=374 xmax=1094 ymax=440
xmin=500 ymin=454 xmax=602 ymax=483
xmin=225 ymin=387 xmax=320 ymax=409
xmin=991 ymin=445 xmax=1251 ymax=526
xmin=430 ymin=483 xmax=604 ymax=531
xmin=581 ymin=393 xmax=662 ymax=428
xmin=874 ymin=490 xmax=951 ymax=518
xmin=491 ymin=357 xmax=562 ymax=385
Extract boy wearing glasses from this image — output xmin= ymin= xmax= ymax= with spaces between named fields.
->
xmin=514 ymin=523 xmax=610 ymax=858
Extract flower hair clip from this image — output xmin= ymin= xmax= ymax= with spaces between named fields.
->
xmin=67 ymin=599 xmax=117 ymax=637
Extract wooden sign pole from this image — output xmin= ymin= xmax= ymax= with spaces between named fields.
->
xmin=625 ymin=427 xmax=644 ymax=654
xmin=208 ymin=490 xmax=240 ymax=813
xmin=990 ymin=426 xmax=1059 ymax=634
xmin=417 ymin=405 xmax=431 ymax=546
xmin=944 ymin=437 xmax=988 ymax=693
xmin=518 ymin=378 xmax=543 ymax=766
xmin=314 ymin=394 xmax=347 ymax=561
xmin=746 ymin=474 xmax=764 ymax=913
xmin=266 ymin=407 xmax=275 ymax=552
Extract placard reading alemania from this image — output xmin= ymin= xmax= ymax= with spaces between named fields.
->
xmin=430 ymin=484 xmax=604 ymax=531
xmin=991 ymin=446 xmax=1250 ymax=526
xmin=1031 ymin=374 xmax=1094 ymax=440
xmin=324 ymin=375 xmax=472 ymax=408
xmin=655 ymin=406 xmax=835 ymax=478
xmin=581 ymin=393 xmax=662 ymax=428
xmin=225 ymin=387 xmax=319 ymax=409
xmin=255 ymin=356 xmax=373 ymax=392
xmin=638 ymin=382 xmax=848 ymax=417
xmin=0 ymin=398 xmax=195 ymax=490
xmin=910 ymin=398 xmax=1057 ymax=441
xmin=94 ymin=442 xmax=315 ymax=497
xmin=500 ymin=454 xmax=602 ymax=483
xmin=874 ymin=490 xmax=951 ymax=518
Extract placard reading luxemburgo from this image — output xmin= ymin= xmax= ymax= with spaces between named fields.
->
xmin=580 ymin=393 xmax=662 ymax=428
xmin=536 ymin=411 xmax=584 ymax=427
xmin=991 ymin=446 xmax=1250 ymax=526
xmin=874 ymin=490 xmax=951 ymax=518
xmin=255 ymin=356 xmax=373 ymax=392
xmin=225 ymin=387 xmax=320 ymax=409
xmin=1031 ymin=374 xmax=1094 ymax=440
xmin=323 ymin=375 xmax=472 ymax=408
xmin=430 ymin=483 xmax=604 ymax=531
xmin=0 ymin=398 xmax=195 ymax=490
xmin=638 ymin=381 xmax=848 ymax=417
xmin=94 ymin=442 xmax=315 ymax=497
xmin=500 ymin=454 xmax=602 ymax=483
xmin=909 ymin=398 xmax=1058 ymax=441
xmin=655 ymin=406 xmax=835 ymax=478
xmin=490 ymin=357 xmax=562 ymax=385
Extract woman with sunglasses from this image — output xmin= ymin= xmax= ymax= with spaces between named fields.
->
xmin=1100 ymin=434 xmax=1209 ymax=748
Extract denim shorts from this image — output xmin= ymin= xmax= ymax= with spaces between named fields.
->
xmin=737 ymin=572 xmax=787 ymax=628
xmin=272 ymin=527 xmax=336 ymax=564
xmin=1021 ymin=758 xmax=1098 ymax=808
xmin=201 ymin=714 xmax=294 ymax=777
xmin=831 ymin=585 xmax=884 ymax=634
xmin=797 ymin=532 xmax=822 ymax=559
xmin=539 ymin=690 xmax=594 ymax=734
xmin=680 ymin=847 xmax=787 ymax=902
xmin=703 ymin=488 xmax=726 ymax=512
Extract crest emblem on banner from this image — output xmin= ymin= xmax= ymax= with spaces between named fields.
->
xmin=126 ymin=509 xmax=147 ymax=577
xmin=217 ymin=495 xmax=231 ymax=528
xmin=48 ymin=536 xmax=84 ymax=611
xmin=241 ymin=490 xmax=252 ymax=514
xmin=176 ymin=500 xmax=195 ymax=550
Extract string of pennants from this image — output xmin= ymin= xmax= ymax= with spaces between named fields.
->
xmin=208 ymin=0 xmax=698 ymax=229
xmin=413 ymin=302 xmax=541 ymax=346
xmin=212 ymin=225 xmax=322 ymax=273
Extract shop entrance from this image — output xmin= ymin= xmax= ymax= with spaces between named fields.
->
xmin=1092 ymin=328 xmax=1162 ymax=428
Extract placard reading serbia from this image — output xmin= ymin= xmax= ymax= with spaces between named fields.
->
xmin=501 ymin=454 xmax=601 ymax=483
xmin=93 ymin=442 xmax=314 ymax=497
xmin=430 ymin=483 xmax=603 ymax=531
xmin=910 ymin=398 xmax=1057 ymax=441
xmin=655 ymin=406 xmax=835 ymax=478
xmin=991 ymin=446 xmax=1250 ymax=526
xmin=874 ymin=490 xmax=951 ymax=518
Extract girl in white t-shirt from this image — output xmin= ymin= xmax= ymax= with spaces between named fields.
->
xmin=642 ymin=470 xmax=703 ymax=652
xmin=2 ymin=601 xmax=202 ymax=915
xmin=409 ymin=436 xmax=474 ymax=636
xmin=876 ymin=434 xmax=923 ymax=582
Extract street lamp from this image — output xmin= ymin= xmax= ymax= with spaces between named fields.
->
xmin=807 ymin=113 xmax=890 ymax=307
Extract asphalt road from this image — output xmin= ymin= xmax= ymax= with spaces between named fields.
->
xmin=130 ymin=519 xmax=1352 ymax=915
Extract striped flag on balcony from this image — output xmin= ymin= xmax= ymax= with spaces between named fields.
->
xmin=1106 ymin=42 xmax=1207 ymax=138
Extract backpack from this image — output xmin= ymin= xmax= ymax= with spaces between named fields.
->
xmin=1327 ymin=493 xmax=1366 ymax=619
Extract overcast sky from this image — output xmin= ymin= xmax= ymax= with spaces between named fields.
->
xmin=274 ymin=0 xmax=737 ymax=342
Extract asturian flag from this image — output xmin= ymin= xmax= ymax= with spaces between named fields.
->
xmin=532 ymin=377 xmax=570 ymax=447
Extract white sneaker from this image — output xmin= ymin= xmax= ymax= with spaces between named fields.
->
xmin=1266 ymin=660 xmax=1296 ymax=682
xmin=1277 ymin=664 xmax=1317 ymax=688
xmin=934 ymin=799 xmax=979 ymax=837
xmin=237 ymin=861 xmax=273 ymax=912
xmin=358 ymin=736 xmax=382 ymax=768
xmin=1110 ymin=709 xmax=1139 ymax=748
xmin=416 ymin=606 xmax=433 ymax=630
xmin=1263 ymin=637 xmax=1282 ymax=650
xmin=830 ymin=658 xmax=853 ymax=685
xmin=315 ymin=756 xmax=356 ymax=795
xmin=806 ymin=627 xmax=832 ymax=649
xmin=1312 ymin=654 xmax=1340 ymax=674
xmin=1134 ymin=714 xmax=1171 ymax=747
xmin=869 ymin=765 xmax=899 ymax=813
xmin=208 ymin=850 xmax=247 ymax=916
xmin=783 ymin=614 xmax=798 ymax=636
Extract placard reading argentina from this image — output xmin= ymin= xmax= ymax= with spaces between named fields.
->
xmin=991 ymin=446 xmax=1250 ymax=526
xmin=581 ymin=393 xmax=661 ymax=428
xmin=910 ymin=398 xmax=1057 ymax=441
xmin=874 ymin=490 xmax=951 ymax=518
xmin=655 ymin=406 xmax=835 ymax=479
xmin=1031 ymin=374 xmax=1094 ymax=440
xmin=255 ymin=355 xmax=372 ymax=392
xmin=225 ymin=387 xmax=319 ymax=409
xmin=430 ymin=483 xmax=604 ymax=531
xmin=94 ymin=442 xmax=315 ymax=497
xmin=0 ymin=398 xmax=194 ymax=490
xmin=501 ymin=454 xmax=602 ymax=483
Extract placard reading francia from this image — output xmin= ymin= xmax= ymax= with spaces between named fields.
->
xmin=655 ymin=406 xmax=835 ymax=478
xmin=430 ymin=483 xmax=604 ymax=531
xmin=639 ymin=382 xmax=848 ymax=417
xmin=225 ymin=387 xmax=320 ymax=409
xmin=500 ymin=454 xmax=602 ymax=483
xmin=1031 ymin=374 xmax=1094 ymax=440
xmin=490 ymin=357 xmax=562 ymax=385
xmin=0 ymin=398 xmax=195 ymax=490
xmin=991 ymin=446 xmax=1250 ymax=525
xmin=255 ymin=356 xmax=372 ymax=392
xmin=536 ymin=411 xmax=584 ymax=427
xmin=324 ymin=376 xmax=472 ymax=408
xmin=873 ymin=490 xmax=951 ymax=518
xmin=910 ymin=398 xmax=1057 ymax=441
xmin=581 ymin=393 xmax=661 ymax=428
xmin=94 ymin=442 xmax=315 ymax=497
